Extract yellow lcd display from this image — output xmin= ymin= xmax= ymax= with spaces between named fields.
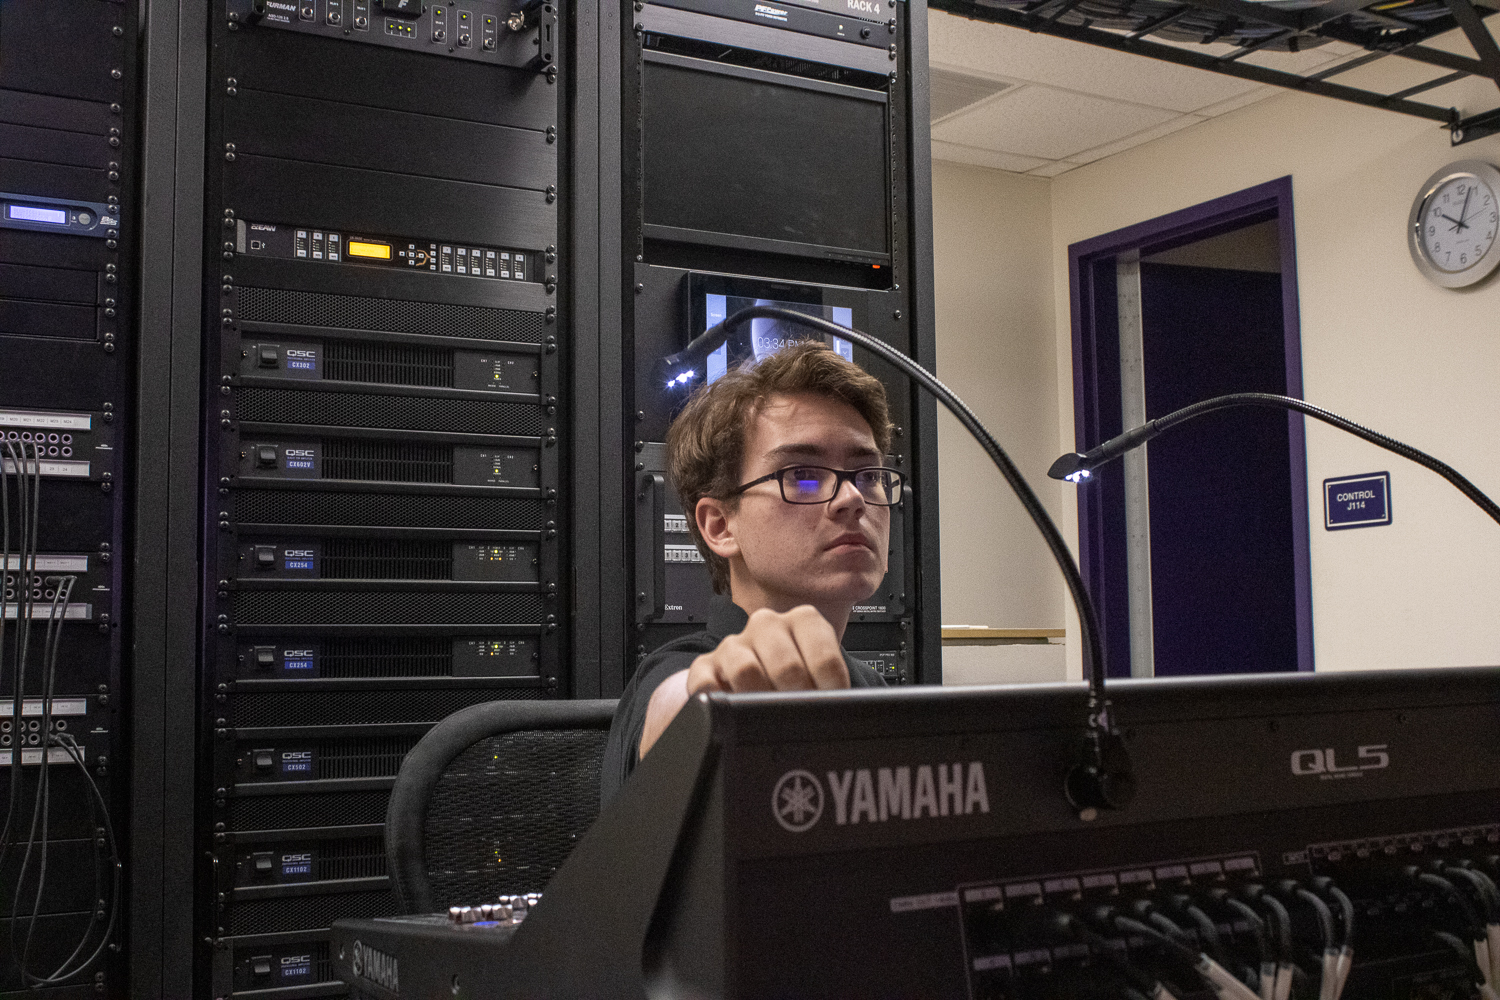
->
xmin=347 ymin=240 xmax=392 ymax=260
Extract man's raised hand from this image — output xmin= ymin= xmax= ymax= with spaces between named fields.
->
xmin=637 ymin=606 xmax=849 ymax=759
xmin=685 ymin=606 xmax=849 ymax=695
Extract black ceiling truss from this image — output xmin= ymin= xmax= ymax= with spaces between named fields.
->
xmin=931 ymin=0 xmax=1500 ymax=144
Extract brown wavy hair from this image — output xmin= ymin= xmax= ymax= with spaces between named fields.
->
xmin=666 ymin=340 xmax=892 ymax=595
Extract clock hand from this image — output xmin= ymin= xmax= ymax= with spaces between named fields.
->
xmin=1439 ymin=212 xmax=1465 ymax=230
xmin=1459 ymin=187 xmax=1473 ymax=229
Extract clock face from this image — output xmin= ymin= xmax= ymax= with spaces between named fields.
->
xmin=1419 ymin=175 xmax=1497 ymax=272
xmin=1409 ymin=160 xmax=1500 ymax=288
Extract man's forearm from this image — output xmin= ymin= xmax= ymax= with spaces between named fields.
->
xmin=638 ymin=668 xmax=691 ymax=760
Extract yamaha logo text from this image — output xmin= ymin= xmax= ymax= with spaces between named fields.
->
xmin=1291 ymin=744 xmax=1389 ymax=780
xmin=350 ymin=939 xmax=400 ymax=994
xmin=773 ymin=763 xmax=990 ymax=832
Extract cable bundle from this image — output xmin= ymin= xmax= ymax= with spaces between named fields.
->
xmin=0 ymin=440 xmax=120 ymax=985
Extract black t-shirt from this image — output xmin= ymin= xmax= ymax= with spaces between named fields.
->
xmin=600 ymin=597 xmax=886 ymax=806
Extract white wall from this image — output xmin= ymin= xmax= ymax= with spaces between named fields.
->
xmin=1045 ymin=80 xmax=1500 ymax=678
xmin=931 ymin=161 xmax=1066 ymax=631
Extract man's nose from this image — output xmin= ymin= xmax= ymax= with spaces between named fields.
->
xmin=827 ymin=476 xmax=867 ymax=513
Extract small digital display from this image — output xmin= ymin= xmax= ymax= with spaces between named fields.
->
xmin=347 ymin=239 xmax=392 ymax=260
xmin=703 ymin=294 xmax=853 ymax=384
xmin=8 ymin=204 xmax=68 ymax=226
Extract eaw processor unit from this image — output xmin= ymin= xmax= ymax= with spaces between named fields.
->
xmin=0 ymin=0 xmax=139 ymax=993
xmin=200 ymin=3 xmax=567 ymax=996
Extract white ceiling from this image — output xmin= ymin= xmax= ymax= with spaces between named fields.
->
xmin=926 ymin=7 xmax=1499 ymax=177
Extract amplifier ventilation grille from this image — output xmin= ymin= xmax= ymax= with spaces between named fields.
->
xmin=323 ymin=637 xmax=451 ymax=677
xmin=233 ymin=489 xmax=546 ymax=530
xmin=315 ymin=736 xmax=421 ymax=780
xmin=312 ymin=837 xmax=386 ymax=882
xmin=232 ymin=590 xmax=544 ymax=625
xmin=322 ymin=439 xmax=451 ymax=484
xmin=237 ymin=388 xmax=545 ymax=436
xmin=321 ymin=538 xmax=451 ymax=580
xmin=237 ymin=286 xmax=545 ymax=343
xmin=229 ymin=791 xmax=390 ymax=831
xmin=229 ymin=687 xmax=540 ymax=728
xmin=325 ymin=341 xmax=452 ymax=387
xmin=227 ymin=889 xmax=399 ymax=937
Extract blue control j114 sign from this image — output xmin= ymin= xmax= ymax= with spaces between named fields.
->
xmin=1324 ymin=472 xmax=1391 ymax=530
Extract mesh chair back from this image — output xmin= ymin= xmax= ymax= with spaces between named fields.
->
xmin=385 ymin=699 xmax=617 ymax=913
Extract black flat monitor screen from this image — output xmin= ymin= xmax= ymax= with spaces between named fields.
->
xmin=643 ymin=56 xmax=890 ymax=260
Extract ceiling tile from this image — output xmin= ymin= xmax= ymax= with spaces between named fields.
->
xmin=1194 ymin=84 xmax=1279 ymax=117
xmin=930 ymin=139 xmax=1053 ymax=173
xmin=929 ymin=10 xmax=1263 ymax=113
xmin=932 ymin=84 xmax=1179 ymax=160
xmin=1027 ymin=160 xmax=1083 ymax=177
xmin=930 ymin=66 xmax=1015 ymax=122
xmin=1066 ymin=113 xmax=1206 ymax=163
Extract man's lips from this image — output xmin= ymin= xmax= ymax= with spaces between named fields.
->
xmin=824 ymin=533 xmax=875 ymax=553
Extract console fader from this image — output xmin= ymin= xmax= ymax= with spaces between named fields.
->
xmin=0 ymin=0 xmax=138 ymax=992
xmin=201 ymin=5 xmax=567 ymax=997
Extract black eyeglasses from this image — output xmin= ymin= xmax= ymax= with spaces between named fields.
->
xmin=729 ymin=466 xmax=905 ymax=506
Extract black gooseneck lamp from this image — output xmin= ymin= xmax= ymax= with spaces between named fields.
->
xmin=664 ymin=305 xmax=1137 ymax=818
xmin=1047 ymin=391 xmax=1500 ymax=529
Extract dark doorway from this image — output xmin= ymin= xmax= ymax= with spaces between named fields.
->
xmin=1067 ymin=178 xmax=1313 ymax=678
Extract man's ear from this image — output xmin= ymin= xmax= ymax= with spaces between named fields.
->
xmin=695 ymin=496 xmax=740 ymax=560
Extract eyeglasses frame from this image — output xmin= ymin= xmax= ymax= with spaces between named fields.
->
xmin=726 ymin=465 xmax=905 ymax=506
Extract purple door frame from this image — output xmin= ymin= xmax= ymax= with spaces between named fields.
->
xmin=1066 ymin=176 xmax=1314 ymax=674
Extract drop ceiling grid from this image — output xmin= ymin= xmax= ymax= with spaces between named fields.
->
xmin=927 ymin=9 xmax=1380 ymax=177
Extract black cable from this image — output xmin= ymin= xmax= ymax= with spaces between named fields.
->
xmin=1223 ymin=896 xmax=1273 ymax=997
xmin=1416 ymin=870 xmax=1486 ymax=942
xmin=1052 ymin=392 xmax=1500 ymax=530
xmin=13 ymin=575 xmax=117 ymax=988
xmin=0 ymin=440 xmax=15 ymax=869
xmin=1115 ymin=915 xmax=1201 ymax=965
xmin=13 ymin=574 xmax=68 ymax=980
xmin=1169 ymin=894 xmax=1227 ymax=964
xmin=0 ymin=440 xmax=39 ymax=884
xmin=1433 ymin=930 xmax=1491 ymax=992
xmin=1058 ymin=912 xmax=1162 ymax=997
xmin=23 ymin=733 xmax=118 ymax=986
xmin=1311 ymin=878 xmax=1356 ymax=950
xmin=667 ymin=306 xmax=1134 ymax=812
xmin=1448 ymin=866 xmax=1500 ymax=923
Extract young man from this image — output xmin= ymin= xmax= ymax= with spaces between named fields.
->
xmin=601 ymin=340 xmax=903 ymax=803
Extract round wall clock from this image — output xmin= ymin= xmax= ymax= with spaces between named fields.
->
xmin=1408 ymin=159 xmax=1500 ymax=288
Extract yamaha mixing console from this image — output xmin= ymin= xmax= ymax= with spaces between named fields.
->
xmin=333 ymin=666 xmax=1500 ymax=998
